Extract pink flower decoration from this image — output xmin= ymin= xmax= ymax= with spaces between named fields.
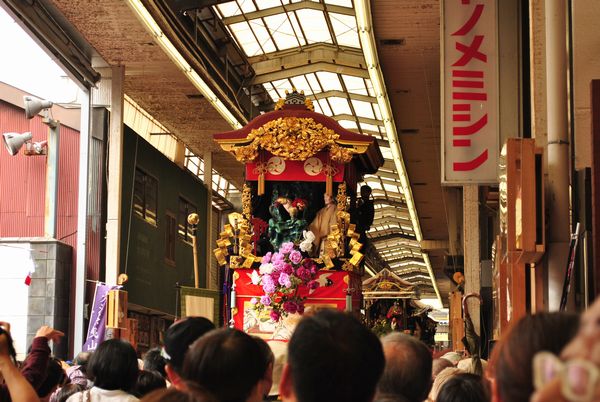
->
xmin=270 ymin=310 xmax=281 ymax=322
xmin=250 ymin=297 xmax=258 ymax=305
xmin=278 ymin=272 xmax=292 ymax=288
xmin=308 ymin=280 xmax=319 ymax=290
xmin=280 ymin=242 xmax=294 ymax=254
xmin=289 ymin=250 xmax=302 ymax=264
xmin=283 ymin=301 xmax=297 ymax=314
xmin=261 ymin=252 xmax=272 ymax=264
xmin=260 ymin=295 xmax=272 ymax=306
xmin=282 ymin=263 xmax=294 ymax=275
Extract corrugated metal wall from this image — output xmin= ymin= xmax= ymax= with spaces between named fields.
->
xmin=0 ymin=100 xmax=79 ymax=253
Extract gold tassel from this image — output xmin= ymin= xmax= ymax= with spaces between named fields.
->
xmin=326 ymin=171 xmax=332 ymax=196
xmin=258 ymin=170 xmax=265 ymax=195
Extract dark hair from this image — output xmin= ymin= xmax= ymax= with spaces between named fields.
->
xmin=0 ymin=326 xmax=17 ymax=365
xmin=254 ymin=336 xmax=274 ymax=373
xmin=437 ymin=373 xmax=490 ymax=402
xmin=490 ymin=312 xmax=579 ymax=402
xmin=54 ymin=383 xmax=86 ymax=402
xmin=182 ymin=328 xmax=267 ymax=402
xmin=164 ymin=317 xmax=215 ymax=373
xmin=378 ymin=332 xmax=432 ymax=402
xmin=288 ymin=310 xmax=385 ymax=402
xmin=73 ymin=351 xmax=92 ymax=374
xmin=88 ymin=339 xmax=139 ymax=391
xmin=143 ymin=348 xmax=167 ymax=378
xmin=37 ymin=358 xmax=67 ymax=397
xmin=133 ymin=370 xmax=167 ymax=398
xmin=140 ymin=387 xmax=215 ymax=402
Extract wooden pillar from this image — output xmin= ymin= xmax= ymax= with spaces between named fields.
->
xmin=591 ymin=80 xmax=600 ymax=298
xmin=463 ymin=184 xmax=480 ymax=335
xmin=105 ymin=65 xmax=125 ymax=285
xmin=204 ymin=152 xmax=213 ymax=290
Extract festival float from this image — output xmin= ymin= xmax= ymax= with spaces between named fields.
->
xmin=212 ymin=90 xmax=383 ymax=338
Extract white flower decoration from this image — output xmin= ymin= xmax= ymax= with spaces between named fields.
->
xmin=299 ymin=230 xmax=315 ymax=253
xmin=250 ymin=270 xmax=261 ymax=285
xmin=259 ymin=263 xmax=274 ymax=275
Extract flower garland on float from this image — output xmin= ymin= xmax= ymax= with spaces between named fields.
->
xmin=251 ymin=232 xmax=319 ymax=322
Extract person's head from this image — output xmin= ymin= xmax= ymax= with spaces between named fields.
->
xmin=143 ymin=348 xmax=167 ymax=378
xmin=133 ymin=370 xmax=167 ymax=398
xmin=163 ymin=316 xmax=215 ymax=387
xmin=54 ymin=383 xmax=86 ymax=402
xmin=436 ymin=373 xmax=490 ymax=402
xmin=182 ymin=328 xmax=267 ymax=402
xmin=378 ymin=332 xmax=432 ymax=402
xmin=73 ymin=351 xmax=92 ymax=373
xmin=490 ymin=312 xmax=579 ymax=402
xmin=429 ymin=367 xmax=464 ymax=401
xmin=254 ymin=336 xmax=275 ymax=398
xmin=140 ymin=387 xmax=216 ymax=402
xmin=280 ymin=310 xmax=384 ymax=402
xmin=432 ymin=358 xmax=455 ymax=379
xmin=37 ymin=357 xmax=66 ymax=399
xmin=360 ymin=185 xmax=372 ymax=199
xmin=88 ymin=339 xmax=139 ymax=392
xmin=323 ymin=193 xmax=335 ymax=205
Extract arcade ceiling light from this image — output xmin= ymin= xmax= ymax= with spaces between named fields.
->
xmin=355 ymin=0 xmax=442 ymax=305
xmin=126 ymin=0 xmax=244 ymax=130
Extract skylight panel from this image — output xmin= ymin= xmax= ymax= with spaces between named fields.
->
xmin=264 ymin=14 xmax=304 ymax=50
xmin=306 ymin=73 xmax=322 ymax=93
xmin=317 ymin=99 xmax=332 ymax=115
xmin=360 ymin=122 xmax=380 ymax=134
xmin=379 ymin=146 xmax=393 ymax=160
xmin=313 ymin=101 xmax=323 ymax=114
xmin=217 ymin=1 xmax=242 ymax=17
xmin=290 ymin=75 xmax=313 ymax=95
xmin=338 ymin=120 xmax=358 ymax=130
xmin=249 ymin=19 xmax=277 ymax=54
xmin=271 ymin=78 xmax=294 ymax=96
xmin=259 ymin=0 xmax=283 ymax=8
xmin=316 ymin=72 xmax=342 ymax=91
xmin=342 ymin=75 xmax=368 ymax=95
xmin=229 ymin=22 xmax=262 ymax=56
xmin=328 ymin=97 xmax=352 ymax=115
xmin=352 ymin=99 xmax=375 ymax=119
xmin=373 ymin=103 xmax=382 ymax=120
xmin=383 ymin=183 xmax=400 ymax=193
xmin=296 ymin=9 xmax=332 ymax=44
xmin=365 ymin=79 xmax=375 ymax=97
xmin=237 ymin=0 xmax=256 ymax=13
xmin=329 ymin=13 xmax=360 ymax=48
xmin=325 ymin=0 xmax=353 ymax=6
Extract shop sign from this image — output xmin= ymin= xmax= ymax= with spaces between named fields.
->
xmin=442 ymin=0 xmax=498 ymax=184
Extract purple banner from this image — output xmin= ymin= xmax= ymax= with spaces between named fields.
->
xmin=82 ymin=283 xmax=119 ymax=351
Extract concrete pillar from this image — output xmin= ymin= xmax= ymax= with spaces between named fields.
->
xmin=105 ymin=66 xmax=125 ymax=286
xmin=545 ymin=0 xmax=571 ymax=311
xmin=45 ymin=124 xmax=59 ymax=239
xmin=463 ymin=184 xmax=480 ymax=334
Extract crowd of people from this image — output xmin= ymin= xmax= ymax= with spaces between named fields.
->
xmin=0 ymin=298 xmax=598 ymax=402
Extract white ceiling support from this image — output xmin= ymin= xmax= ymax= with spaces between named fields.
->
xmin=355 ymin=0 xmax=442 ymax=305
xmin=249 ymin=44 xmax=366 ymax=75
xmin=221 ymin=1 xmax=355 ymax=25
xmin=252 ymin=62 xmax=369 ymax=84
xmin=308 ymin=90 xmax=377 ymax=105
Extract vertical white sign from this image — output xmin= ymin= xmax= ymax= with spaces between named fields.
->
xmin=442 ymin=0 xmax=498 ymax=184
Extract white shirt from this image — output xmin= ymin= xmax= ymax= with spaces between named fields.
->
xmin=66 ymin=387 xmax=139 ymax=402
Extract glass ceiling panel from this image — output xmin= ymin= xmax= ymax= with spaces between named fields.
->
xmin=316 ymin=72 xmax=343 ymax=91
xmin=317 ymin=99 xmax=332 ymax=115
xmin=216 ymin=2 xmax=242 ymax=17
xmin=330 ymin=13 xmax=360 ymax=48
xmin=379 ymin=146 xmax=393 ymax=160
xmin=238 ymin=0 xmax=256 ymax=13
xmin=296 ymin=9 xmax=332 ymax=44
xmin=264 ymin=14 xmax=304 ymax=50
xmin=250 ymin=19 xmax=277 ymax=54
xmin=271 ymin=78 xmax=294 ymax=97
xmin=352 ymin=99 xmax=375 ymax=119
xmin=229 ymin=22 xmax=262 ymax=57
xmin=306 ymin=73 xmax=321 ymax=92
xmin=342 ymin=75 xmax=368 ymax=96
xmin=328 ymin=96 xmax=352 ymax=115
xmin=338 ymin=120 xmax=358 ymax=129
xmin=325 ymin=0 xmax=353 ymax=6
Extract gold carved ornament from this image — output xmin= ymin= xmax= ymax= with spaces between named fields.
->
xmin=213 ymin=211 xmax=260 ymax=269
xmin=230 ymin=117 xmax=358 ymax=163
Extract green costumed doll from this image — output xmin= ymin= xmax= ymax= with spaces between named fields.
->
xmin=268 ymin=194 xmax=308 ymax=250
